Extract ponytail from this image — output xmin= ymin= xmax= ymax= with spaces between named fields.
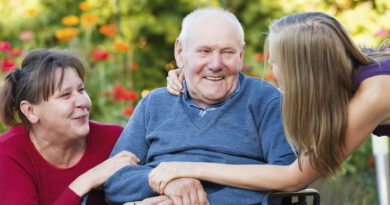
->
xmin=0 ymin=69 xmax=22 ymax=127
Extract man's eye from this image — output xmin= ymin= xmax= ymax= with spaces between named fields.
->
xmin=223 ymin=50 xmax=234 ymax=54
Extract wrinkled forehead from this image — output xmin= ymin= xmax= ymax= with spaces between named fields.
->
xmin=184 ymin=15 xmax=241 ymax=49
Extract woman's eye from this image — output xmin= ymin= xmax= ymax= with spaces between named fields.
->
xmin=61 ymin=93 xmax=70 ymax=97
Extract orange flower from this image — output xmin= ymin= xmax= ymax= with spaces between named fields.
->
xmin=248 ymin=73 xmax=260 ymax=78
xmin=79 ymin=2 xmax=92 ymax=11
xmin=99 ymin=24 xmax=116 ymax=36
xmin=55 ymin=28 xmax=78 ymax=41
xmin=253 ymin=52 xmax=263 ymax=62
xmin=123 ymin=106 xmax=135 ymax=116
xmin=62 ymin=15 xmax=79 ymax=26
xmin=25 ymin=8 xmax=38 ymax=16
xmin=113 ymin=40 xmax=129 ymax=53
xmin=263 ymin=74 xmax=275 ymax=82
xmin=8 ymin=48 xmax=23 ymax=57
xmin=81 ymin=14 xmax=98 ymax=28
xmin=129 ymin=63 xmax=139 ymax=71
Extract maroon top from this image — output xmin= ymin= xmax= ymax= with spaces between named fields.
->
xmin=355 ymin=58 xmax=390 ymax=136
xmin=0 ymin=121 xmax=123 ymax=205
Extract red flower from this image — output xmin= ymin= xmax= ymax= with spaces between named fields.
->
xmin=129 ymin=63 xmax=139 ymax=71
xmin=92 ymin=50 xmax=109 ymax=61
xmin=0 ymin=41 xmax=12 ymax=52
xmin=112 ymin=85 xmax=138 ymax=102
xmin=368 ymin=156 xmax=375 ymax=170
xmin=123 ymin=106 xmax=135 ymax=116
xmin=0 ymin=59 xmax=16 ymax=72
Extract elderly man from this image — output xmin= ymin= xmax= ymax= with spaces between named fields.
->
xmin=104 ymin=7 xmax=295 ymax=205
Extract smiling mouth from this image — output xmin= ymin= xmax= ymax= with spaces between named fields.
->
xmin=205 ymin=76 xmax=223 ymax=81
xmin=74 ymin=115 xmax=88 ymax=120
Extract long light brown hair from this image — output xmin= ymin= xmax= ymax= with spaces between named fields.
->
xmin=266 ymin=12 xmax=384 ymax=177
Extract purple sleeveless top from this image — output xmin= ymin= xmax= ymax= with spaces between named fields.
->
xmin=355 ymin=58 xmax=390 ymax=136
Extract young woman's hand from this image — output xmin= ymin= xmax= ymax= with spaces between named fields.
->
xmin=148 ymin=162 xmax=197 ymax=194
xmin=166 ymin=68 xmax=184 ymax=96
xmin=69 ymin=151 xmax=139 ymax=196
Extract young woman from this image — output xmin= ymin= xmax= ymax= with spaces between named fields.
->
xmin=150 ymin=12 xmax=390 ymax=194
xmin=0 ymin=49 xmax=139 ymax=205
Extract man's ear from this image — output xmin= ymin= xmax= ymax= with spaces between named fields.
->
xmin=20 ymin=100 xmax=39 ymax=124
xmin=174 ymin=39 xmax=184 ymax=68
xmin=240 ymin=44 xmax=246 ymax=60
xmin=238 ymin=44 xmax=246 ymax=71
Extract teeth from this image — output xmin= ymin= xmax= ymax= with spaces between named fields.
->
xmin=206 ymin=76 xmax=223 ymax=80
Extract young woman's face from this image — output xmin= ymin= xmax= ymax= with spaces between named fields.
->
xmin=268 ymin=39 xmax=283 ymax=88
xmin=268 ymin=57 xmax=282 ymax=88
xmin=32 ymin=68 xmax=91 ymax=140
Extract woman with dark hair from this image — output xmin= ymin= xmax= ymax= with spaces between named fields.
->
xmin=0 ymin=49 xmax=139 ymax=205
xmin=153 ymin=12 xmax=390 ymax=193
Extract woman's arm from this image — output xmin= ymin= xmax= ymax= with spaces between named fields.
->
xmin=69 ymin=151 xmax=139 ymax=197
xmin=149 ymin=159 xmax=320 ymax=194
xmin=149 ymin=75 xmax=390 ymax=194
xmin=343 ymin=75 xmax=390 ymax=157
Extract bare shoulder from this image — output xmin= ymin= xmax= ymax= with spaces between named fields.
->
xmin=342 ymin=75 xmax=390 ymax=156
xmin=355 ymin=75 xmax=390 ymax=124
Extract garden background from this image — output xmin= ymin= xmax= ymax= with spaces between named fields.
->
xmin=1 ymin=0 xmax=389 ymax=204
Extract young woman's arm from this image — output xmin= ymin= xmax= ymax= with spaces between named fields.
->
xmin=150 ymin=75 xmax=390 ymax=194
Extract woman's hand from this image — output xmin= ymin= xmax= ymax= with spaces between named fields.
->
xmin=166 ymin=68 xmax=184 ymax=96
xmin=69 ymin=151 xmax=139 ymax=196
xmin=148 ymin=162 xmax=197 ymax=194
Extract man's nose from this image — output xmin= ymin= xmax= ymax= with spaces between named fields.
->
xmin=207 ymin=53 xmax=223 ymax=71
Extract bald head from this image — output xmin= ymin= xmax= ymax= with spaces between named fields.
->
xmin=178 ymin=8 xmax=245 ymax=49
